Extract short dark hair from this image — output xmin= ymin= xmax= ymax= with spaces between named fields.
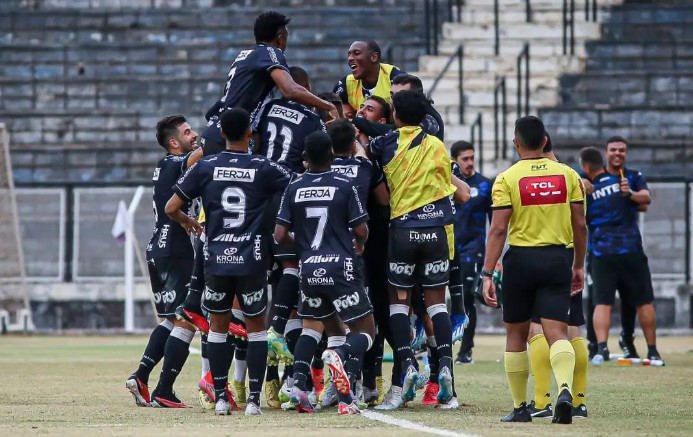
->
xmin=316 ymin=92 xmax=343 ymax=121
xmin=366 ymin=95 xmax=391 ymax=122
xmin=327 ymin=119 xmax=356 ymax=154
xmin=543 ymin=130 xmax=553 ymax=152
xmin=289 ymin=66 xmax=310 ymax=89
xmin=254 ymin=11 xmax=290 ymax=43
xmin=450 ymin=140 xmax=474 ymax=159
xmin=156 ymin=114 xmax=187 ymax=150
xmin=392 ymin=90 xmax=427 ymax=126
xmin=304 ymin=131 xmax=333 ymax=165
xmin=580 ymin=146 xmax=604 ymax=171
xmin=606 ymin=135 xmax=628 ymax=147
xmin=514 ymin=116 xmax=546 ymax=150
xmin=220 ymin=108 xmax=250 ymax=142
xmin=366 ymin=40 xmax=381 ymax=61
xmin=392 ymin=73 xmax=424 ymax=93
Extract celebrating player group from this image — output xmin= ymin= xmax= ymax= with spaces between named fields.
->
xmin=125 ymin=10 xmax=664 ymax=425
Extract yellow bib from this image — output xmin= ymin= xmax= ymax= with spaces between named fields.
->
xmin=345 ymin=63 xmax=396 ymax=110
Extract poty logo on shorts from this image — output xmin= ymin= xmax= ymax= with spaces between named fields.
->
xmin=204 ymin=288 xmax=225 ymax=302
xmin=313 ymin=268 xmax=327 ymax=277
xmin=333 ymin=291 xmax=360 ymax=312
xmin=254 ymin=235 xmax=262 ymax=261
xmin=301 ymin=290 xmax=322 ymax=308
xmin=223 ymin=247 xmax=238 ymax=255
xmin=213 ymin=167 xmax=256 ymax=182
xmin=269 ymin=105 xmax=305 ymax=125
xmin=295 ymin=187 xmax=336 ymax=202
xmin=153 ymin=290 xmax=177 ymax=304
xmin=242 ymin=289 xmax=264 ymax=307
xmin=424 ymin=259 xmax=449 ymax=276
xmin=390 ymin=262 xmax=415 ymax=276
xmin=344 ymin=258 xmax=354 ymax=281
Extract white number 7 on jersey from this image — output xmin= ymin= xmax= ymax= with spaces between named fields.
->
xmin=305 ymin=207 xmax=328 ymax=250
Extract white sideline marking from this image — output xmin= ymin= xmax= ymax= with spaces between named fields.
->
xmin=361 ymin=410 xmax=478 ymax=437
xmin=189 ymin=346 xmax=201 ymax=355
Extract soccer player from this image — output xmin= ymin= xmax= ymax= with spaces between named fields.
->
xmin=449 ymin=141 xmax=493 ymax=365
xmin=333 ymin=40 xmax=403 ymax=118
xmin=126 ymin=115 xmax=204 ymax=408
xmin=328 ymin=119 xmax=389 ymax=405
xmin=578 ymin=141 xmax=663 ymax=363
xmin=255 ymin=65 xmax=326 ymax=407
xmin=482 ymin=116 xmax=586 ymax=424
xmin=200 ymin=11 xmax=338 ymax=155
xmin=369 ymin=90 xmax=470 ymax=410
xmin=354 ymin=96 xmax=391 ymax=147
xmin=352 ymin=73 xmax=445 ymax=142
xmin=165 ymin=108 xmax=293 ymax=416
xmin=274 ymin=131 xmax=375 ymax=415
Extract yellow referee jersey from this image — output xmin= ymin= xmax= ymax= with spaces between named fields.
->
xmin=492 ymin=157 xmax=584 ymax=247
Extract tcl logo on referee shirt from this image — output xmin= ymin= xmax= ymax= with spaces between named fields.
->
xmin=518 ymin=175 xmax=567 ymax=206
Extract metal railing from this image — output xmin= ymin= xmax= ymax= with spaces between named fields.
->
xmin=494 ymin=0 xmax=533 ymax=55
xmin=563 ymin=0 xmax=576 ymax=56
xmin=425 ymin=0 xmax=463 ymax=55
xmin=470 ymin=113 xmax=484 ymax=174
xmin=516 ymin=43 xmax=530 ymax=119
xmin=493 ymin=76 xmax=508 ymax=160
xmin=428 ymin=45 xmax=465 ymax=124
xmin=585 ymin=0 xmax=598 ymax=22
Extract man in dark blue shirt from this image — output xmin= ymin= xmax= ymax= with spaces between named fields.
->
xmin=275 ymin=131 xmax=374 ymax=415
xmin=126 ymin=115 xmax=204 ymax=409
xmin=449 ymin=141 xmax=492 ymax=365
xmin=579 ymin=140 xmax=662 ymax=364
xmin=166 ymin=108 xmax=292 ymax=415
xmin=200 ymin=11 xmax=337 ymax=155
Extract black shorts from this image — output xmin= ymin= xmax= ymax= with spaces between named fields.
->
xmin=298 ymin=263 xmax=372 ymax=323
xmin=387 ymin=227 xmax=450 ymax=289
xmin=532 ymin=292 xmax=585 ymax=327
xmin=147 ymin=256 xmax=193 ymax=318
xmin=592 ymin=253 xmax=654 ymax=307
xmin=501 ymin=245 xmax=573 ymax=324
xmin=203 ymin=274 xmax=267 ymax=317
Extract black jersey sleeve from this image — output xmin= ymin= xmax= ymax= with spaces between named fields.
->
xmin=276 ymin=184 xmax=294 ymax=226
xmin=257 ymin=46 xmax=289 ymax=73
xmin=173 ymin=162 xmax=205 ymax=202
xmin=347 ymin=184 xmax=369 ymax=226
xmin=352 ymin=117 xmax=394 ymax=138
xmin=333 ymin=76 xmax=348 ymax=104
xmin=265 ymin=160 xmax=294 ymax=192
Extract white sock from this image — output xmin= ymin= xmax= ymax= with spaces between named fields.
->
xmin=234 ymin=359 xmax=247 ymax=383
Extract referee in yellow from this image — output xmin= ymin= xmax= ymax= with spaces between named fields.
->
xmin=482 ymin=116 xmax=587 ymax=424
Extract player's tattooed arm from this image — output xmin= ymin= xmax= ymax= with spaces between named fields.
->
xmin=452 ymin=175 xmax=471 ymax=204
xmin=165 ymin=194 xmax=203 ymax=237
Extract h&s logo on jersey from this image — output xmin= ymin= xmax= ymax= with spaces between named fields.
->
xmin=344 ymin=258 xmax=354 ymax=281
xmin=269 ymin=105 xmax=305 ymax=125
xmin=213 ymin=167 xmax=256 ymax=182
xmin=332 ymin=165 xmax=359 ymax=178
xmin=295 ymin=186 xmax=336 ymax=202
xmin=518 ymin=175 xmax=567 ymax=206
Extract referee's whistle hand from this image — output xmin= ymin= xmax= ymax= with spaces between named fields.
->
xmin=571 ymin=267 xmax=585 ymax=295
xmin=482 ymin=277 xmax=497 ymax=307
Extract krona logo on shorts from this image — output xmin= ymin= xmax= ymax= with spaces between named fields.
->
xmin=424 ymin=259 xmax=449 ymax=275
xmin=295 ymin=187 xmax=336 ymax=202
xmin=242 ymin=290 xmax=264 ymax=307
xmin=518 ymin=175 xmax=567 ymax=206
xmin=332 ymin=165 xmax=358 ymax=178
xmin=390 ymin=262 xmax=414 ymax=276
xmin=213 ymin=167 xmax=256 ymax=182
xmin=269 ymin=105 xmax=305 ymax=125
xmin=334 ymin=291 xmax=360 ymax=312
xmin=304 ymin=254 xmax=340 ymax=263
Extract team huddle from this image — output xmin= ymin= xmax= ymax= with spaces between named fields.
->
xmin=125 ymin=10 xmax=664 ymax=424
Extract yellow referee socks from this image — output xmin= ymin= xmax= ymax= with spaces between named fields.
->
xmin=570 ymin=337 xmax=588 ymax=406
xmin=505 ymin=351 xmax=529 ymax=408
xmin=529 ymin=334 xmax=552 ymax=409
xmin=549 ymin=339 xmax=576 ymax=395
